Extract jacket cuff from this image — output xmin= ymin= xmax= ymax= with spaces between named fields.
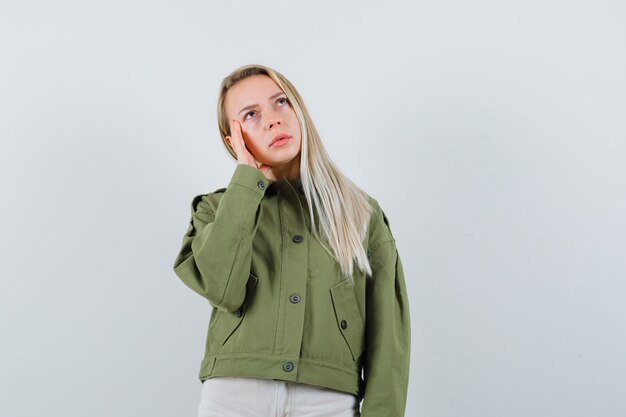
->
xmin=228 ymin=164 xmax=270 ymax=197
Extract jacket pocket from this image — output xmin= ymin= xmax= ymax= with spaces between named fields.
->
xmin=329 ymin=279 xmax=365 ymax=361
xmin=213 ymin=273 xmax=259 ymax=346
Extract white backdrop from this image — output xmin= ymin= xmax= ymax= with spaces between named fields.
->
xmin=1 ymin=0 xmax=625 ymax=416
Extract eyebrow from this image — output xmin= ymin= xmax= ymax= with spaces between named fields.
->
xmin=237 ymin=92 xmax=286 ymax=116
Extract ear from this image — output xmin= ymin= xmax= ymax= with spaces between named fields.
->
xmin=225 ymin=136 xmax=232 ymax=148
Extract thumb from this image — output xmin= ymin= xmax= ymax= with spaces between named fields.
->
xmin=257 ymin=163 xmax=274 ymax=177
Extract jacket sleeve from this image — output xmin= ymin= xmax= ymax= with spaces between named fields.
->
xmin=361 ymin=238 xmax=411 ymax=417
xmin=172 ymin=164 xmax=270 ymax=312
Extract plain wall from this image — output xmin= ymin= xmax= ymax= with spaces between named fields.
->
xmin=1 ymin=0 xmax=625 ymax=416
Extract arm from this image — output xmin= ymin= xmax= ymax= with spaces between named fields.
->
xmin=361 ymin=238 xmax=411 ymax=417
xmin=172 ymin=164 xmax=269 ymax=312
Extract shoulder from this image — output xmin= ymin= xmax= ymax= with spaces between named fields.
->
xmin=190 ymin=186 xmax=227 ymax=215
xmin=364 ymin=193 xmax=396 ymax=255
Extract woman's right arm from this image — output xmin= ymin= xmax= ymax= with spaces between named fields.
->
xmin=172 ymin=163 xmax=270 ymax=312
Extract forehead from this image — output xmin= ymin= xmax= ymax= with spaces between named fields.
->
xmin=225 ymin=75 xmax=283 ymax=116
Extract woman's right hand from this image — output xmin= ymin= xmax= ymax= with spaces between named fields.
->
xmin=227 ymin=120 xmax=274 ymax=180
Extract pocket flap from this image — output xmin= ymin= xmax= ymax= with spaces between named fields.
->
xmin=329 ymin=279 xmax=365 ymax=361
xmin=213 ymin=273 xmax=259 ymax=346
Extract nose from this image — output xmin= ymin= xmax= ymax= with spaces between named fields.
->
xmin=266 ymin=108 xmax=282 ymax=130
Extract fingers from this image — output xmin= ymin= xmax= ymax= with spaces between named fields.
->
xmin=230 ymin=120 xmax=257 ymax=162
xmin=228 ymin=120 xmax=273 ymax=180
xmin=257 ymin=163 xmax=274 ymax=178
xmin=229 ymin=120 xmax=244 ymax=156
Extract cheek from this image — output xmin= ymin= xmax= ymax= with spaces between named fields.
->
xmin=242 ymin=129 xmax=264 ymax=150
xmin=241 ymin=122 xmax=257 ymax=137
xmin=287 ymin=111 xmax=301 ymax=131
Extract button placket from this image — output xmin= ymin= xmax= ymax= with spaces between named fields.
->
xmin=275 ymin=180 xmax=308 ymax=373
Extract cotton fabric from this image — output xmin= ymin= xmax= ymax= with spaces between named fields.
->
xmin=173 ymin=164 xmax=410 ymax=416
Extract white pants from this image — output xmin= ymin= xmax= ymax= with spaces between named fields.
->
xmin=198 ymin=376 xmax=361 ymax=417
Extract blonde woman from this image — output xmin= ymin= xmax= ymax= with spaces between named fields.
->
xmin=172 ymin=64 xmax=411 ymax=417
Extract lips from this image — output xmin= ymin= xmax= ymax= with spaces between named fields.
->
xmin=270 ymin=133 xmax=291 ymax=147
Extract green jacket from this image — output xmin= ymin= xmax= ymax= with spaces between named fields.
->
xmin=172 ymin=163 xmax=410 ymax=416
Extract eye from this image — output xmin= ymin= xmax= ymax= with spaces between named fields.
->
xmin=277 ymin=97 xmax=289 ymax=106
xmin=244 ymin=110 xmax=256 ymax=120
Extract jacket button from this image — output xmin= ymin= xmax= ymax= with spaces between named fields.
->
xmin=235 ymin=308 xmax=242 ymax=318
xmin=257 ymin=180 xmax=266 ymax=190
xmin=340 ymin=319 xmax=348 ymax=329
xmin=292 ymin=235 xmax=303 ymax=243
xmin=282 ymin=362 xmax=294 ymax=372
xmin=289 ymin=294 xmax=301 ymax=304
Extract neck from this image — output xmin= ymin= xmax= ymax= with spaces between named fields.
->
xmin=269 ymin=154 xmax=301 ymax=182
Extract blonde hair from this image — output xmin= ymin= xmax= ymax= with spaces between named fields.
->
xmin=217 ymin=64 xmax=373 ymax=280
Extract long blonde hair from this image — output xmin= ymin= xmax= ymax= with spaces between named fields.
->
xmin=217 ymin=64 xmax=373 ymax=279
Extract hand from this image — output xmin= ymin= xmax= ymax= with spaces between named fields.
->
xmin=227 ymin=120 xmax=274 ymax=180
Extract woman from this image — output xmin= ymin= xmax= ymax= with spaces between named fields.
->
xmin=172 ymin=64 xmax=411 ymax=417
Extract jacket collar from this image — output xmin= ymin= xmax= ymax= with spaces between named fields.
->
xmin=267 ymin=175 xmax=304 ymax=195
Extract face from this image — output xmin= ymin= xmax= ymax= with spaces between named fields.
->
xmin=224 ymin=74 xmax=302 ymax=169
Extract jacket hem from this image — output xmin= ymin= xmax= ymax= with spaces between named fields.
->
xmin=198 ymin=353 xmax=364 ymax=400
